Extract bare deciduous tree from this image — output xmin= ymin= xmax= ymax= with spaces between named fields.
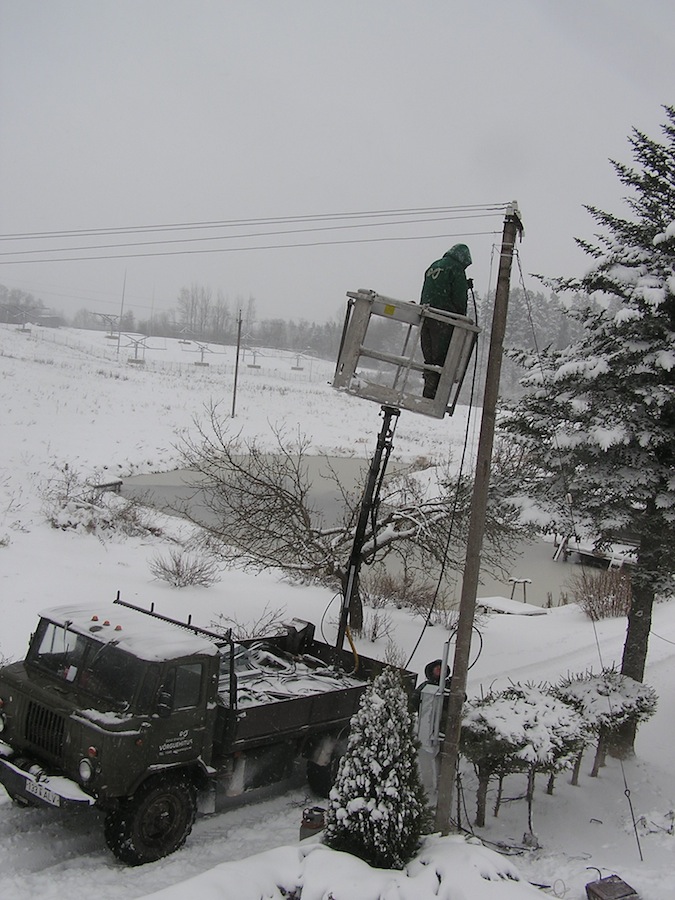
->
xmin=176 ymin=404 xmax=529 ymax=630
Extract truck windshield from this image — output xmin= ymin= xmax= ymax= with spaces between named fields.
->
xmin=29 ymin=620 xmax=146 ymax=709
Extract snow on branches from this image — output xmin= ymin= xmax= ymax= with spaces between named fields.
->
xmin=323 ymin=666 xmax=430 ymax=869
xmin=459 ymin=671 xmax=656 ymax=835
xmin=500 ymin=108 xmax=675 ymax=727
xmin=461 ymin=683 xmax=587 ymax=832
xmin=556 ymin=667 xmax=657 ymax=778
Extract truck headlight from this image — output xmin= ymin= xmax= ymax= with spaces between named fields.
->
xmin=78 ymin=758 xmax=94 ymax=782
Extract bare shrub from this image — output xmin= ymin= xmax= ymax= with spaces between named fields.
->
xmin=361 ymin=568 xmax=449 ymax=621
xmin=209 ymin=604 xmax=287 ymax=639
xmin=359 ymin=609 xmax=395 ymax=643
xmin=149 ymin=548 xmax=220 ymax=588
xmin=42 ymin=464 xmax=100 ymax=530
xmin=546 ymin=590 xmax=571 ymax=608
xmin=109 ymin=494 xmax=164 ymax=537
xmin=359 ymin=572 xmax=391 ymax=610
xmin=409 ymin=455 xmax=435 ymax=472
xmin=1 ymin=474 xmax=24 ymax=529
xmin=571 ymin=567 xmax=632 ymax=621
xmin=429 ymin=602 xmax=460 ymax=631
xmin=42 ymin=464 xmax=162 ymax=537
xmin=382 ymin=638 xmax=407 ymax=668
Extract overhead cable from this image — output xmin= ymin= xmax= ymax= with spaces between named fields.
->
xmin=0 ymin=216 xmax=507 ymax=258
xmin=0 ymin=203 xmax=511 ymax=241
xmin=0 ymin=229 xmax=501 ymax=265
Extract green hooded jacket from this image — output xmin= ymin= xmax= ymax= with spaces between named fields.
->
xmin=420 ymin=243 xmax=472 ymax=314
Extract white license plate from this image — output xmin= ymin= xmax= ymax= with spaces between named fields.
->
xmin=25 ymin=778 xmax=61 ymax=807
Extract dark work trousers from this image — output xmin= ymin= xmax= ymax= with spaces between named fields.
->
xmin=420 ymin=319 xmax=453 ymax=398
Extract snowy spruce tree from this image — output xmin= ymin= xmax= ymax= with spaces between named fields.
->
xmin=501 ymin=106 xmax=675 ymax=756
xmin=323 ymin=666 xmax=430 ymax=869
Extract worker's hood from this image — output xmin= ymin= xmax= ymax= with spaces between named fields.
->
xmin=443 ymin=244 xmax=472 ymax=269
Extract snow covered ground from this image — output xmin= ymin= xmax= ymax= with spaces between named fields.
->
xmin=0 ymin=323 xmax=673 ymax=899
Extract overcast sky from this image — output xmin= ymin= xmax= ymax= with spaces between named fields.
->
xmin=1 ymin=0 xmax=673 ymax=326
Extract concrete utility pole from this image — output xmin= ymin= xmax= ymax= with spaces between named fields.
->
xmin=434 ymin=201 xmax=524 ymax=833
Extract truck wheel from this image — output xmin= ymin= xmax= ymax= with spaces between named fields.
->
xmin=104 ymin=775 xmax=197 ymax=865
xmin=307 ymin=735 xmax=347 ymax=797
xmin=306 ymin=760 xmax=334 ymax=798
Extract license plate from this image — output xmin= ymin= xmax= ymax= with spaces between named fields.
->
xmin=25 ymin=778 xmax=61 ymax=807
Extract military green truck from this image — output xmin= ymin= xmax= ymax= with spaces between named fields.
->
xmin=0 ymin=597 xmax=413 ymax=865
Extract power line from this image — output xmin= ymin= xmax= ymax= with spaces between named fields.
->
xmin=0 ymin=203 xmax=510 ymax=241
xmin=0 ymin=215 xmax=506 ymax=259
xmin=0 ymin=229 xmax=501 ymax=265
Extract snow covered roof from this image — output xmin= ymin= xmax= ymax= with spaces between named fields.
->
xmin=39 ymin=603 xmax=219 ymax=661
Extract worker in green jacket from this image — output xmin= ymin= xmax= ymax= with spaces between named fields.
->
xmin=419 ymin=243 xmax=472 ymax=398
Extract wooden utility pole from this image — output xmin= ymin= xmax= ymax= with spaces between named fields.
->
xmin=434 ymin=201 xmax=523 ymax=833
xmin=116 ymin=270 xmax=127 ymax=357
xmin=231 ymin=310 xmax=243 ymax=418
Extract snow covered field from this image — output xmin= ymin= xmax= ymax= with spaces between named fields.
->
xmin=0 ymin=323 xmax=673 ymax=899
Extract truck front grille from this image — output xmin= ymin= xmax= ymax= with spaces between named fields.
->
xmin=25 ymin=702 xmax=66 ymax=759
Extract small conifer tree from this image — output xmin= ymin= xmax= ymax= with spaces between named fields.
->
xmin=461 ymin=683 xmax=587 ymax=830
xmin=323 ymin=666 xmax=430 ymax=869
xmin=556 ymin=668 xmax=657 ymax=778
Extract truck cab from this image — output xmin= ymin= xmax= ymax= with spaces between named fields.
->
xmin=0 ymin=603 xmax=220 ymax=813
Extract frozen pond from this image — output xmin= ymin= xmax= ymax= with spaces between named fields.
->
xmin=123 ymin=458 xmax=582 ymax=609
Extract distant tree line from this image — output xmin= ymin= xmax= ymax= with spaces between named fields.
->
xmin=1 ymin=279 xmax=583 ymax=380
xmin=71 ymin=285 xmax=345 ymax=360
xmin=0 ymin=284 xmax=62 ymax=327
xmin=474 ymin=287 xmax=595 ymax=399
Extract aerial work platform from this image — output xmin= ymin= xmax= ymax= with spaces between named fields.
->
xmin=332 ymin=289 xmax=480 ymax=418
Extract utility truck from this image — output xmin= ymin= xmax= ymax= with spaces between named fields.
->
xmin=0 ymin=597 xmax=413 ymax=864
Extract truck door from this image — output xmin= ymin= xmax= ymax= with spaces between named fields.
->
xmin=153 ymin=661 xmax=208 ymax=764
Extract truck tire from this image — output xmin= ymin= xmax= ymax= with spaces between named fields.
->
xmin=306 ymin=760 xmax=334 ymax=798
xmin=104 ymin=775 xmax=197 ymax=865
xmin=307 ymin=733 xmax=348 ymax=797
